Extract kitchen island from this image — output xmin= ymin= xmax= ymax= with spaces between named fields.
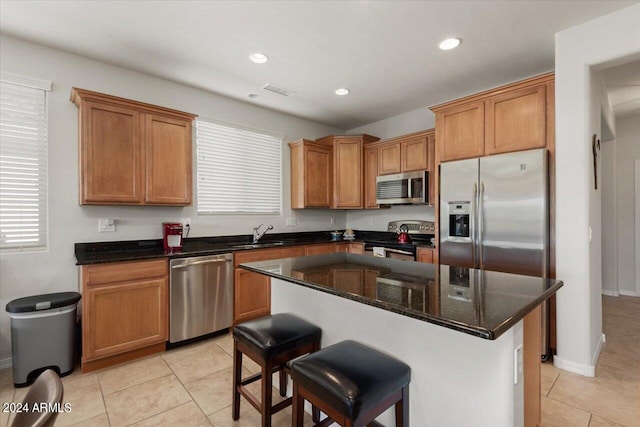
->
xmin=240 ymin=253 xmax=562 ymax=427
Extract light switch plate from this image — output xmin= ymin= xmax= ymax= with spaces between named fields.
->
xmin=514 ymin=344 xmax=523 ymax=384
xmin=99 ymin=218 xmax=115 ymax=232
xmin=286 ymin=217 xmax=297 ymax=227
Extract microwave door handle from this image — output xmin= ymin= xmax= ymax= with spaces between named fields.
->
xmin=407 ymin=178 xmax=412 ymax=198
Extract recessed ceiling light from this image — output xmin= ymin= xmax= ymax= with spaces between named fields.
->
xmin=248 ymin=53 xmax=268 ymax=64
xmin=335 ymin=88 xmax=350 ymax=96
xmin=439 ymin=38 xmax=462 ymax=50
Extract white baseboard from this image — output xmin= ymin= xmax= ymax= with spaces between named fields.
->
xmin=0 ymin=357 xmax=12 ymax=370
xmin=554 ymin=355 xmax=595 ymax=377
xmin=553 ymin=333 xmax=605 ymax=377
xmin=602 ymin=290 xmax=619 ymax=297
xmin=619 ymin=290 xmax=640 ymax=297
xmin=592 ymin=333 xmax=605 ymax=366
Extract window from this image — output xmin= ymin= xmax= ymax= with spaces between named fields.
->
xmin=0 ymin=73 xmax=51 ymax=252
xmin=196 ymin=118 xmax=282 ymax=214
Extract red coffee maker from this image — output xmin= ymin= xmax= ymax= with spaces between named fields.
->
xmin=162 ymin=223 xmax=184 ymax=252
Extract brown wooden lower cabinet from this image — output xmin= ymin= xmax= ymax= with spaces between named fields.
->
xmin=234 ymin=242 xmax=365 ymax=323
xmin=234 ymin=246 xmax=305 ymax=323
xmin=416 ymin=247 xmax=437 ymax=264
xmin=524 ymin=305 xmax=542 ymax=427
xmin=81 ymin=259 xmax=168 ymax=373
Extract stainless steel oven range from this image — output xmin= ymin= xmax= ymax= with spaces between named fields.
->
xmin=364 ymin=220 xmax=435 ymax=261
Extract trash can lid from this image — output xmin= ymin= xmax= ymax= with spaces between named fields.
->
xmin=6 ymin=292 xmax=81 ymax=313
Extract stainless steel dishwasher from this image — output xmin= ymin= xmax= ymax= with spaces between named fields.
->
xmin=169 ymin=253 xmax=233 ymax=344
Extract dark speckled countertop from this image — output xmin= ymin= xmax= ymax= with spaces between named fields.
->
xmin=239 ymin=253 xmax=562 ymax=340
xmin=74 ymin=230 xmax=436 ymax=265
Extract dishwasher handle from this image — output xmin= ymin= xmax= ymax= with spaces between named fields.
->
xmin=171 ymin=258 xmax=233 ymax=269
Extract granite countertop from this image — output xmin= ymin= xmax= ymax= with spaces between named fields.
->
xmin=239 ymin=253 xmax=563 ymax=340
xmin=74 ymin=231 xmax=436 ymax=265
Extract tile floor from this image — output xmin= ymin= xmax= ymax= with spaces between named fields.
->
xmin=0 ymin=295 xmax=637 ymax=426
xmin=540 ymin=295 xmax=640 ymax=427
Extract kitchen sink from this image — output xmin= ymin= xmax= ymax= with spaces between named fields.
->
xmin=231 ymin=241 xmax=286 ymax=250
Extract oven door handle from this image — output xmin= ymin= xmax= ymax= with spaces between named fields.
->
xmin=383 ymin=248 xmax=414 ymax=256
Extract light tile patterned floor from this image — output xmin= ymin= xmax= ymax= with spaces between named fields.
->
xmin=0 ymin=333 xmax=312 ymax=427
xmin=0 ymin=295 xmax=638 ymax=426
xmin=540 ymin=295 xmax=640 ymax=427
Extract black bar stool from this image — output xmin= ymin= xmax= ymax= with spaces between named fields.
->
xmin=291 ymin=340 xmax=411 ymax=427
xmin=232 ymin=313 xmax=322 ymax=427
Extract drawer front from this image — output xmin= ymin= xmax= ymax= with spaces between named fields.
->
xmin=234 ymin=246 xmax=305 ymax=265
xmin=83 ymin=259 xmax=167 ymax=286
xmin=305 ymin=243 xmax=336 ymax=256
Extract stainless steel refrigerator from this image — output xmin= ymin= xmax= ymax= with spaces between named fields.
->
xmin=439 ymin=148 xmax=550 ymax=358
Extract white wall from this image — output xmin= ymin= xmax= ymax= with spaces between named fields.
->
xmin=347 ymin=205 xmax=436 ymax=232
xmin=0 ymin=35 xmax=347 ymax=364
xmin=601 ymin=133 xmax=618 ymax=295
xmin=347 ymin=107 xmax=435 ymax=140
xmin=615 ymin=116 xmax=640 ymax=296
xmin=554 ymin=3 xmax=640 ymax=376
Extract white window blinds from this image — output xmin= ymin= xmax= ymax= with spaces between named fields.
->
xmin=0 ymin=74 xmax=50 ymax=251
xmin=197 ymin=118 xmax=282 ymax=214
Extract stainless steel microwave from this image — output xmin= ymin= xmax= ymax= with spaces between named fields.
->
xmin=376 ymin=170 xmax=429 ymax=205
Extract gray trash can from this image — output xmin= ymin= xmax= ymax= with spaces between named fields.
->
xmin=6 ymin=292 xmax=81 ymax=387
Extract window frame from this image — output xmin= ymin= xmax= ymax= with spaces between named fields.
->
xmin=195 ymin=117 xmax=284 ymax=215
xmin=0 ymin=72 xmax=51 ymax=253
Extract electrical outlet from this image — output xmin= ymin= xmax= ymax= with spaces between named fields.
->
xmin=286 ymin=217 xmax=297 ymax=227
xmin=330 ymin=216 xmax=335 ymax=225
xmin=180 ymin=217 xmax=191 ymax=228
xmin=99 ymin=218 xmax=115 ymax=232
xmin=367 ymin=217 xmax=374 ymax=226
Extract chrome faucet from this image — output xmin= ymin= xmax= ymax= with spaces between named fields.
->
xmin=252 ymin=224 xmax=273 ymax=244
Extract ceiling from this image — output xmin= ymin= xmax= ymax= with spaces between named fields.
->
xmin=603 ymin=60 xmax=640 ymax=119
xmin=0 ymin=1 xmax=637 ymax=129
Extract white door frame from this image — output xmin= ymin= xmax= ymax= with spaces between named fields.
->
xmin=635 ymin=159 xmax=640 ymax=295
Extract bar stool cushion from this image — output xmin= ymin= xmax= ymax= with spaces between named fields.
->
xmin=233 ymin=313 xmax=322 ymax=360
xmin=291 ymin=340 xmax=411 ymax=419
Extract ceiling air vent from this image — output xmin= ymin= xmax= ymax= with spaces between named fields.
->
xmin=263 ymin=83 xmax=297 ymax=97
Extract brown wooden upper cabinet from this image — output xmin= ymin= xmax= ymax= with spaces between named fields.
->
xmin=291 ymin=134 xmax=380 ymax=209
xmin=71 ymin=88 xmax=196 ymax=205
xmin=364 ymin=145 xmax=379 ymax=209
xmin=289 ymin=139 xmax=332 ymax=209
xmin=364 ymin=129 xmax=435 ymax=208
xmin=431 ymin=73 xmax=553 ymax=162
xmin=375 ymin=130 xmax=433 ymax=176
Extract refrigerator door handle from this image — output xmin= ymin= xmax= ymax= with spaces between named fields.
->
xmin=479 ymin=182 xmax=485 ymax=269
xmin=472 ymin=182 xmax=478 ymax=268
